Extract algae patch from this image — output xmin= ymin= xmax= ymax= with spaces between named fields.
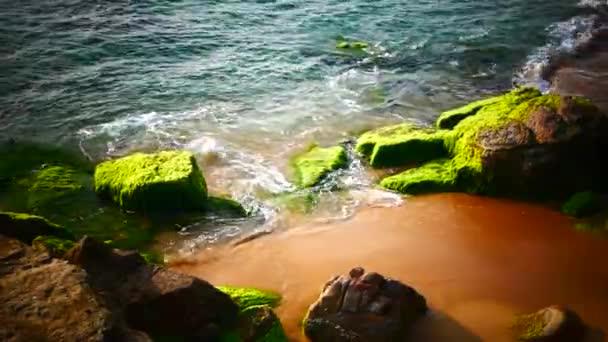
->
xmin=291 ymin=145 xmax=347 ymax=188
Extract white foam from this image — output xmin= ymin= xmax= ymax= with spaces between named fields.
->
xmin=514 ymin=15 xmax=598 ymax=88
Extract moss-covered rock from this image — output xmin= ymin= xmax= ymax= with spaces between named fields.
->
xmin=372 ymin=88 xmax=608 ymax=197
xmin=271 ymin=191 xmax=318 ymax=214
xmin=32 ymin=235 xmax=76 ymax=258
xmin=0 ymin=211 xmax=74 ymax=243
xmin=291 ymin=145 xmax=347 ymax=188
xmin=437 ymin=88 xmax=541 ymax=129
xmin=380 ymin=159 xmax=457 ymax=194
xmin=336 ymin=41 xmax=368 ymax=49
xmin=512 ymin=312 xmax=545 ymax=340
xmin=562 ymin=191 xmax=601 ymax=218
xmin=94 ymin=151 xmax=208 ymax=212
xmin=27 ymin=165 xmax=87 ymax=209
xmin=356 ymin=123 xmax=450 ymax=168
xmin=218 ymin=287 xmax=287 ymax=342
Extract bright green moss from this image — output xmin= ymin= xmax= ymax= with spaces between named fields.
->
xmin=380 ymin=159 xmax=458 ymax=194
xmin=355 ymin=123 xmax=451 ymax=168
xmin=291 ymin=146 xmax=347 ymax=188
xmin=562 ymin=191 xmax=600 ymax=218
xmin=0 ymin=211 xmax=75 ymax=243
xmin=140 ymin=251 xmax=165 ymax=265
xmin=27 ymin=165 xmax=85 ymax=208
xmin=32 ymin=235 xmax=76 ymax=257
xmin=375 ymin=88 xmax=598 ymax=196
xmin=94 ymin=151 xmax=208 ymax=212
xmin=511 ymin=312 xmax=545 ymax=340
xmin=218 ymin=287 xmax=287 ymax=342
xmin=336 ymin=41 xmax=368 ymax=49
xmin=436 ymin=87 xmax=541 ymax=129
xmin=218 ymin=286 xmax=281 ymax=312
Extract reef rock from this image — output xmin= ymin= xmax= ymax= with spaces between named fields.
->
xmin=360 ymin=88 xmax=608 ymax=198
xmin=94 ymin=150 xmax=208 ymax=211
xmin=291 ymin=145 xmax=347 ymax=188
xmin=512 ymin=305 xmax=585 ymax=341
xmin=0 ymin=211 xmax=75 ymax=243
xmin=303 ymin=267 xmax=427 ymax=342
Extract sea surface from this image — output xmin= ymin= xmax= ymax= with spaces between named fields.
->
xmin=1 ymin=0 xmax=606 ymax=252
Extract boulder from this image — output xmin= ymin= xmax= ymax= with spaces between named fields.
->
xmin=0 ymin=211 xmax=75 ymax=243
xmin=356 ymin=123 xmax=449 ymax=168
xmin=27 ymin=164 xmax=86 ymax=209
xmin=0 ymin=236 xmax=129 ymax=341
xmin=94 ymin=150 xmax=208 ymax=211
xmin=375 ymin=88 xmax=608 ymax=198
xmin=66 ymin=236 xmax=239 ymax=340
xmin=303 ymin=267 xmax=427 ymax=342
xmin=291 ymin=145 xmax=347 ymax=188
xmin=512 ymin=305 xmax=585 ymax=341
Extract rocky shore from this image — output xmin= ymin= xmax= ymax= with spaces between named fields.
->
xmin=2 ymin=36 xmax=608 ymax=340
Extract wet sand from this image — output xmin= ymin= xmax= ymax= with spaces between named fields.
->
xmin=172 ymin=193 xmax=608 ymax=341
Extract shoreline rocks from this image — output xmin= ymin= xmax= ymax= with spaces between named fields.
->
xmin=303 ymin=267 xmax=427 ymax=342
xmin=291 ymin=145 xmax=347 ymax=188
xmin=512 ymin=305 xmax=585 ymax=341
xmin=358 ymin=88 xmax=608 ymax=199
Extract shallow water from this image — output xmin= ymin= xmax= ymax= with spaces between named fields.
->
xmin=2 ymin=0 xmax=606 ymax=246
xmin=173 ymin=194 xmax=608 ymax=341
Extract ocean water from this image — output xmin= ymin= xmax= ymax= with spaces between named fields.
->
xmin=0 ymin=0 xmax=604 ymax=250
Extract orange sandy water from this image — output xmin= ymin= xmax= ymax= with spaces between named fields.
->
xmin=172 ymin=193 xmax=608 ymax=341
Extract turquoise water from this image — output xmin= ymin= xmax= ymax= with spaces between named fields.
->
xmin=0 ymin=0 xmax=603 ymax=250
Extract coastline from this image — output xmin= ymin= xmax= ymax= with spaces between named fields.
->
xmin=172 ymin=193 xmax=608 ymax=341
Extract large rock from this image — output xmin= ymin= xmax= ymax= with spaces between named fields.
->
xmin=373 ymin=88 xmax=608 ymax=198
xmin=0 ymin=236 xmax=130 ymax=341
xmin=67 ymin=236 xmax=239 ymax=340
xmin=94 ymin=150 xmax=208 ymax=211
xmin=512 ymin=305 xmax=585 ymax=341
xmin=291 ymin=145 xmax=347 ymax=188
xmin=0 ymin=234 xmax=240 ymax=341
xmin=303 ymin=267 xmax=427 ymax=342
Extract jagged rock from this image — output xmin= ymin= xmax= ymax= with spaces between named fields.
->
xmin=67 ymin=236 xmax=239 ymax=340
xmin=303 ymin=267 xmax=427 ymax=342
xmin=0 ymin=211 xmax=75 ymax=244
xmin=512 ymin=305 xmax=585 ymax=341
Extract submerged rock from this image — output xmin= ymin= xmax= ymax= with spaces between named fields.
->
xmin=27 ymin=164 xmax=87 ymax=209
xmin=303 ymin=267 xmax=427 ymax=342
xmin=94 ymin=150 xmax=208 ymax=211
xmin=368 ymin=88 xmax=608 ymax=198
xmin=291 ymin=145 xmax=347 ymax=188
xmin=512 ymin=305 xmax=585 ymax=341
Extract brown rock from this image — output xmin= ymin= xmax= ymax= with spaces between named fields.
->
xmin=304 ymin=267 xmax=427 ymax=342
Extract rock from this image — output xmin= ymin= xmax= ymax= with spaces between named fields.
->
xmin=376 ymin=88 xmax=608 ymax=198
xmin=337 ymin=41 xmax=368 ymax=49
xmin=291 ymin=145 xmax=347 ymax=188
xmin=512 ymin=305 xmax=585 ymax=341
xmin=65 ymin=236 xmax=239 ymax=340
xmin=562 ymin=191 xmax=601 ymax=218
xmin=32 ymin=235 xmax=76 ymax=258
xmin=218 ymin=286 xmax=288 ymax=342
xmin=355 ymin=123 xmax=449 ymax=168
xmin=27 ymin=164 xmax=86 ymax=209
xmin=94 ymin=150 xmax=208 ymax=211
xmin=204 ymin=195 xmax=249 ymax=217
xmin=0 ymin=211 xmax=75 ymax=244
xmin=303 ymin=267 xmax=427 ymax=342
xmin=0 ymin=236 xmax=130 ymax=341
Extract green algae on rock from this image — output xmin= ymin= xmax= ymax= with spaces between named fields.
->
xmin=512 ymin=312 xmax=545 ymax=340
xmin=205 ymin=196 xmax=249 ymax=217
xmin=32 ymin=235 xmax=76 ymax=258
xmin=355 ymin=123 xmax=450 ymax=168
xmin=562 ymin=191 xmax=600 ymax=218
xmin=271 ymin=191 xmax=318 ymax=214
xmin=0 ymin=211 xmax=75 ymax=243
xmin=27 ymin=165 xmax=86 ymax=209
xmin=291 ymin=145 xmax=347 ymax=188
xmin=94 ymin=150 xmax=208 ymax=212
xmin=218 ymin=287 xmax=287 ymax=342
xmin=372 ymin=87 xmax=608 ymax=197
xmin=336 ymin=41 xmax=368 ymax=49
xmin=436 ymin=87 xmax=541 ymax=129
